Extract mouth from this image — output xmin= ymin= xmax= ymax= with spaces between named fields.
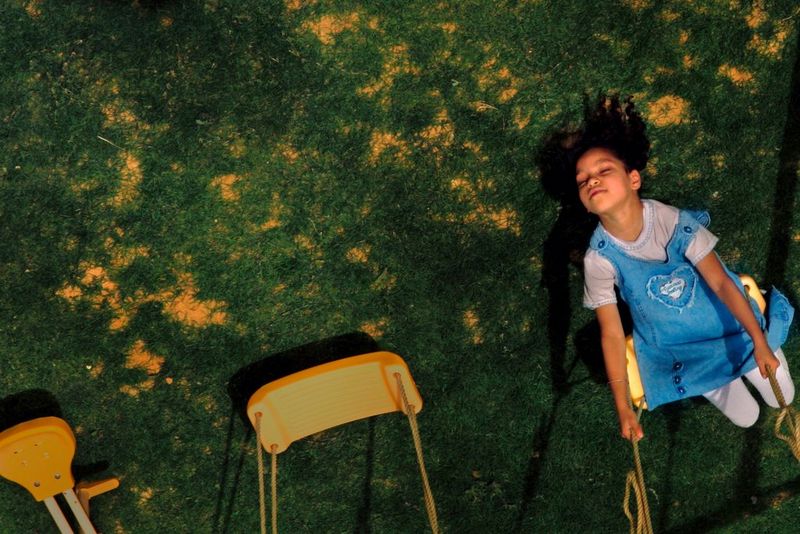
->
xmin=589 ymin=189 xmax=606 ymax=199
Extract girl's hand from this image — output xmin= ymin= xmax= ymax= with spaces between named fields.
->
xmin=618 ymin=407 xmax=644 ymax=442
xmin=754 ymin=344 xmax=780 ymax=379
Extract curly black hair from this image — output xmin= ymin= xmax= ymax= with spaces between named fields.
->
xmin=538 ymin=94 xmax=650 ymax=205
xmin=571 ymin=94 xmax=650 ymax=172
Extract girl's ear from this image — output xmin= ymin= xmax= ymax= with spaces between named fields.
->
xmin=629 ymin=169 xmax=642 ymax=190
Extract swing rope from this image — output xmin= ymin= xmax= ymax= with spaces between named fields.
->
xmin=622 ymin=401 xmax=653 ymax=534
xmin=271 ymin=445 xmax=278 ymax=534
xmin=394 ymin=373 xmax=440 ymax=534
xmin=255 ymin=412 xmax=268 ymax=534
xmin=767 ymin=366 xmax=800 ymax=461
xmin=255 ymin=413 xmax=279 ymax=534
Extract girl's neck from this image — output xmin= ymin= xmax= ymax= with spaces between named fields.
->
xmin=599 ymin=198 xmax=645 ymax=242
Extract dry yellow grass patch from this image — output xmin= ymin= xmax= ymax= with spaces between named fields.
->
xmin=346 ymin=246 xmax=371 ymax=264
xmin=229 ymin=137 xmax=247 ymax=158
xmin=711 ymin=154 xmax=726 ymax=170
xmin=285 ymin=0 xmax=314 ymax=12
xmin=513 ymin=108 xmax=532 ymax=130
xmin=162 ymin=272 xmax=228 ymax=327
xmin=679 ymin=30 xmax=690 ymax=45
xmin=368 ymin=130 xmax=410 ymax=164
xmin=682 ymin=54 xmax=696 ymax=69
xmin=303 ymin=12 xmax=360 ymax=45
xmin=643 ymin=66 xmax=675 ymax=84
xmin=646 ymin=95 xmax=690 ymax=127
xmin=211 ymin=174 xmax=241 ymax=201
xmin=745 ymin=1 xmax=768 ymax=29
xmin=57 ymin=284 xmax=83 ymax=300
xmin=623 ymin=0 xmax=650 ymax=10
xmin=88 ymin=361 xmax=105 ymax=378
xmin=418 ymin=108 xmax=455 ymax=153
xmin=111 ymin=152 xmax=143 ymax=207
xmin=446 ymin=176 xmax=522 ymax=235
xmin=119 ymin=378 xmax=156 ymax=397
xmin=294 ymin=234 xmax=324 ymax=262
xmin=358 ymin=44 xmax=420 ymax=105
xmin=70 ymin=263 xmax=131 ymax=330
xmin=370 ymin=270 xmax=397 ymax=292
xmin=748 ymin=20 xmax=793 ymax=58
xmin=138 ymin=487 xmax=154 ymax=506
xmin=278 ymin=141 xmax=300 ymax=163
xmin=470 ymin=101 xmax=498 ymax=113
xmin=106 ymin=232 xmax=150 ymax=269
xmin=360 ymin=318 xmax=389 ymax=339
xmin=718 ymin=64 xmax=754 ymax=86
xmin=476 ymin=56 xmax=522 ymax=104
xmin=660 ymin=9 xmax=680 ymax=21
xmin=463 ymin=309 xmax=483 ymax=344
xmin=24 ymin=0 xmax=42 ymax=18
xmin=260 ymin=192 xmax=285 ymax=230
xmin=645 ymin=156 xmax=658 ymax=177
xmin=125 ymin=340 xmax=165 ymax=375
xmin=160 ymin=16 xmax=174 ymax=28
xmin=59 ymin=255 xmax=229 ymax=330
xmin=440 ymin=22 xmax=458 ymax=33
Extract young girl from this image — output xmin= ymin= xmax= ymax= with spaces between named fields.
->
xmin=569 ymin=96 xmax=795 ymax=441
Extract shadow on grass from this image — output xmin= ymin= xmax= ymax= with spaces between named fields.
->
xmin=214 ymin=332 xmax=380 ymax=534
xmin=0 ymin=389 xmax=63 ymax=432
xmin=764 ymin=26 xmax=800 ymax=292
xmin=514 ymin=126 xmax=607 ymax=530
xmin=662 ymin=473 xmax=800 ymax=534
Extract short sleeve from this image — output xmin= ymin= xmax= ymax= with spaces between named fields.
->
xmin=685 ymin=224 xmax=718 ymax=264
xmin=583 ymin=250 xmax=618 ymax=310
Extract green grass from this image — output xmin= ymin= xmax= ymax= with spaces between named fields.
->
xmin=1 ymin=0 xmax=799 ymax=532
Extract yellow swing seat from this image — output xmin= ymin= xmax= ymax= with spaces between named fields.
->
xmin=246 ymin=351 xmax=438 ymax=534
xmin=626 ymin=274 xmax=767 ymax=410
xmin=0 ymin=416 xmax=119 ymax=534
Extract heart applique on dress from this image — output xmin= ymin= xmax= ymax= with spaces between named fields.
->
xmin=646 ymin=266 xmax=696 ymax=310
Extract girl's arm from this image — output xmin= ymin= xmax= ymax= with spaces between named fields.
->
xmin=596 ymin=303 xmax=644 ymax=441
xmin=694 ymin=252 xmax=778 ymax=378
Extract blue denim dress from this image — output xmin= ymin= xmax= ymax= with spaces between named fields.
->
xmin=589 ymin=209 xmax=795 ymax=409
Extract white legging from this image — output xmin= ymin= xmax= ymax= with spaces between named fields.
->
xmin=703 ymin=348 xmax=795 ymax=428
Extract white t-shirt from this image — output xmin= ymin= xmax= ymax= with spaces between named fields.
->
xmin=582 ymin=199 xmax=718 ymax=310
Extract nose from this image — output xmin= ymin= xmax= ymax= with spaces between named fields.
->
xmin=587 ymin=175 xmax=600 ymax=188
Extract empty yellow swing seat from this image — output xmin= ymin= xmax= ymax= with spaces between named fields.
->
xmin=246 ymin=351 xmax=438 ymax=534
xmin=0 ymin=416 xmax=119 ymax=534
xmin=247 ymin=351 xmax=422 ymax=453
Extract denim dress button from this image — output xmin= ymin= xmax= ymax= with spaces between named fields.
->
xmin=677 ymin=386 xmax=687 ymax=395
xmin=673 ymin=376 xmax=682 ymax=384
xmin=598 ymin=240 xmax=606 ymax=248
xmin=683 ymin=226 xmax=693 ymax=233
xmin=673 ymin=362 xmax=683 ymax=371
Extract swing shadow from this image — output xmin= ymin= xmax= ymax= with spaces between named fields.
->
xmin=0 ymin=389 xmax=63 ymax=432
xmin=513 ymin=127 xmax=608 ymax=531
xmin=214 ymin=332 xmax=381 ymax=534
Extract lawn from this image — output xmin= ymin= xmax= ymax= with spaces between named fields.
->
xmin=1 ymin=0 xmax=799 ymax=532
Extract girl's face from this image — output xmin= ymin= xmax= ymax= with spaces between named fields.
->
xmin=575 ymin=147 xmax=641 ymax=216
